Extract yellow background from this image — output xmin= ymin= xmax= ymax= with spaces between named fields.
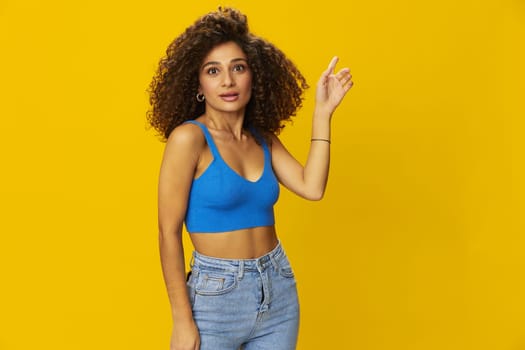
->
xmin=1 ymin=0 xmax=524 ymax=349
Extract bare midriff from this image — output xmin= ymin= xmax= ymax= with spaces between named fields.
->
xmin=189 ymin=225 xmax=278 ymax=259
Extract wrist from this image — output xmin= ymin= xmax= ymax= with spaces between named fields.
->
xmin=172 ymin=308 xmax=194 ymax=323
xmin=311 ymin=113 xmax=331 ymax=141
xmin=314 ymin=105 xmax=333 ymax=119
xmin=170 ymin=297 xmax=194 ymax=321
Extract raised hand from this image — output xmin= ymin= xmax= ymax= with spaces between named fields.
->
xmin=315 ymin=56 xmax=353 ymax=117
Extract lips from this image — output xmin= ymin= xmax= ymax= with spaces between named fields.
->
xmin=219 ymin=92 xmax=239 ymax=102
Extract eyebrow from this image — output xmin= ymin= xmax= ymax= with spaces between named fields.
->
xmin=201 ymin=58 xmax=248 ymax=70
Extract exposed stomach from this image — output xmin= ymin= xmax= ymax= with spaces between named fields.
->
xmin=189 ymin=225 xmax=278 ymax=259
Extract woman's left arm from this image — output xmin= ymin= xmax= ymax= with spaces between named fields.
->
xmin=272 ymin=56 xmax=353 ymax=200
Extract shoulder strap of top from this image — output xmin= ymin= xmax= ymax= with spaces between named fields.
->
xmin=249 ymin=126 xmax=271 ymax=158
xmin=184 ymin=120 xmax=220 ymax=158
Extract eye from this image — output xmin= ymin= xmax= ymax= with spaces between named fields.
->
xmin=233 ymin=64 xmax=246 ymax=72
xmin=207 ymin=67 xmax=219 ymax=75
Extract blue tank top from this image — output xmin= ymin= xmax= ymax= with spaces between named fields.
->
xmin=184 ymin=120 xmax=280 ymax=233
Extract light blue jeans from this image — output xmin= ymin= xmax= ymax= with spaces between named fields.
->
xmin=186 ymin=242 xmax=300 ymax=350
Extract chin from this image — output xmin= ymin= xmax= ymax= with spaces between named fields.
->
xmin=209 ymin=101 xmax=249 ymax=113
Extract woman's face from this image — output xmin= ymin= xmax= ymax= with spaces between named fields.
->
xmin=198 ymin=41 xmax=252 ymax=116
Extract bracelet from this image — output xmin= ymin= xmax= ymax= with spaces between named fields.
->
xmin=311 ymin=138 xmax=331 ymax=144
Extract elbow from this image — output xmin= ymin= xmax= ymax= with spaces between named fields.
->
xmin=300 ymin=179 xmax=328 ymax=201
xmin=158 ymin=230 xmax=171 ymax=247
xmin=304 ymin=189 xmax=325 ymax=201
xmin=158 ymin=224 xmax=183 ymax=242
xmin=158 ymin=229 xmax=184 ymax=254
xmin=310 ymin=193 xmax=324 ymax=201
xmin=158 ymin=229 xmax=171 ymax=242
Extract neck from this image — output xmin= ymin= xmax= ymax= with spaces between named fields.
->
xmin=204 ymin=110 xmax=246 ymax=140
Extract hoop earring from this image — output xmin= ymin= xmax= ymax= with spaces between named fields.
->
xmin=196 ymin=93 xmax=205 ymax=102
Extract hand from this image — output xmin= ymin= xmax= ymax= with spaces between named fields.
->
xmin=315 ymin=56 xmax=353 ymax=117
xmin=170 ymin=318 xmax=200 ymax=350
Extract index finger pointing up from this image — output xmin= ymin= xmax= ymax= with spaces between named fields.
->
xmin=327 ymin=56 xmax=339 ymax=74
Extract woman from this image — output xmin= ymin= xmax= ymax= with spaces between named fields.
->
xmin=148 ymin=7 xmax=353 ymax=350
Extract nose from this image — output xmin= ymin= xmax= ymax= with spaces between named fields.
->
xmin=222 ymin=71 xmax=235 ymax=87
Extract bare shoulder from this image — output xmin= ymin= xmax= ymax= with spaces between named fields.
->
xmin=164 ymin=122 xmax=206 ymax=155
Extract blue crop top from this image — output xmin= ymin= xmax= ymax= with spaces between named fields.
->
xmin=184 ymin=120 xmax=280 ymax=233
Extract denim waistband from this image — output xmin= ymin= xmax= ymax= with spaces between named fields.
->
xmin=191 ymin=241 xmax=284 ymax=274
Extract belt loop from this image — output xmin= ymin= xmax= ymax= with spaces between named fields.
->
xmin=238 ymin=260 xmax=244 ymax=280
xmin=270 ymin=254 xmax=279 ymax=272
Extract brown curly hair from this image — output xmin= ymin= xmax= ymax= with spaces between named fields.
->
xmin=147 ymin=7 xmax=309 ymax=141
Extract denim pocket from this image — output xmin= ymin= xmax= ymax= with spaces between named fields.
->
xmin=277 ymin=256 xmax=295 ymax=278
xmin=279 ymin=266 xmax=295 ymax=278
xmin=194 ymin=270 xmax=238 ymax=296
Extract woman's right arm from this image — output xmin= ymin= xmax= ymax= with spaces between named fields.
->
xmin=158 ymin=124 xmax=203 ymax=350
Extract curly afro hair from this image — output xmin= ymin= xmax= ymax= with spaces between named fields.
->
xmin=147 ymin=7 xmax=309 ymax=141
